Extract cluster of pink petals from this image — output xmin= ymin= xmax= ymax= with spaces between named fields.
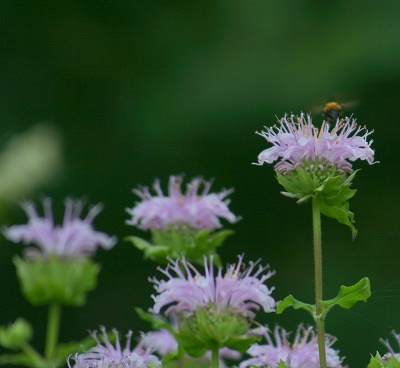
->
xmin=67 ymin=327 xmax=161 ymax=368
xmin=256 ymin=113 xmax=375 ymax=174
xmin=150 ymin=255 xmax=275 ymax=319
xmin=126 ymin=175 xmax=240 ymax=231
xmin=3 ymin=198 xmax=116 ymax=258
xmin=240 ymin=325 xmax=345 ymax=368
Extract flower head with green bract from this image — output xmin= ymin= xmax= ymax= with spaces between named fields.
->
xmin=239 ymin=325 xmax=346 ymax=368
xmin=126 ymin=175 xmax=239 ymax=231
xmin=3 ymin=198 xmax=116 ymax=259
xmin=256 ymin=113 xmax=376 ymax=237
xmin=149 ymin=255 xmax=275 ymax=356
xmin=125 ymin=175 xmax=240 ymax=264
xmin=67 ymin=327 xmax=161 ymax=368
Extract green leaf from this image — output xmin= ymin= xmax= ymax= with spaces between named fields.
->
xmin=135 ymin=308 xmax=173 ymax=331
xmin=0 ymin=319 xmax=32 ymax=350
xmin=321 ymin=277 xmax=371 ymax=317
xmin=368 ymin=353 xmax=383 ymax=368
xmin=319 ymin=196 xmax=357 ymax=239
xmin=277 ymin=360 xmax=289 ymax=368
xmin=0 ymin=352 xmax=38 ymax=367
xmin=161 ymin=347 xmax=185 ymax=365
xmin=276 ymin=295 xmax=315 ymax=316
xmin=126 ymin=228 xmax=233 ymax=266
xmin=315 ymin=173 xmax=358 ymax=238
xmin=368 ymin=352 xmax=400 ymax=368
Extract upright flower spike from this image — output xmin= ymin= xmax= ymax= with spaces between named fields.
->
xmin=2 ymin=198 xmax=117 ymax=306
xmin=149 ymin=255 xmax=275 ymax=357
xmin=256 ymin=113 xmax=376 ymax=236
xmin=239 ymin=325 xmax=346 ymax=368
xmin=125 ymin=175 xmax=240 ymax=264
xmin=67 ymin=327 xmax=161 ymax=368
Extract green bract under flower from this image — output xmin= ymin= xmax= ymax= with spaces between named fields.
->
xmin=13 ymin=256 xmax=100 ymax=306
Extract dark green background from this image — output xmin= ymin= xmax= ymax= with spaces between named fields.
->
xmin=0 ymin=2 xmax=399 ymax=366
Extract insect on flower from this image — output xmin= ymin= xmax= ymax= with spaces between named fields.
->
xmin=322 ymin=101 xmax=359 ymax=122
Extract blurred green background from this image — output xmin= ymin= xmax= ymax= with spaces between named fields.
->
xmin=0 ymin=1 xmax=399 ymax=366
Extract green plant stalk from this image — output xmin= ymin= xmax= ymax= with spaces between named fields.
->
xmin=312 ymin=198 xmax=327 ymax=368
xmin=22 ymin=342 xmax=46 ymax=368
xmin=211 ymin=343 xmax=219 ymax=368
xmin=44 ymin=303 xmax=61 ymax=366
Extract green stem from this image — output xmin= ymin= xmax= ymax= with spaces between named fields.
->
xmin=312 ymin=198 xmax=327 ymax=368
xmin=211 ymin=343 xmax=219 ymax=368
xmin=44 ymin=303 xmax=61 ymax=365
xmin=21 ymin=343 xmax=47 ymax=368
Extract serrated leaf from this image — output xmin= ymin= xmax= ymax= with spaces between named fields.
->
xmin=276 ymin=295 xmax=315 ymax=316
xmin=319 ymin=196 xmax=357 ymax=239
xmin=321 ymin=277 xmax=371 ymax=316
xmin=368 ymin=352 xmax=400 ymax=368
xmin=368 ymin=354 xmax=382 ymax=368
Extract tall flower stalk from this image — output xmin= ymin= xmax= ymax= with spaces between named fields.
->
xmin=312 ymin=198 xmax=326 ymax=368
xmin=256 ymin=113 xmax=375 ymax=367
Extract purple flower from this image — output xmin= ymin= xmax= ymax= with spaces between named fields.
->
xmin=256 ymin=113 xmax=375 ymax=174
xmin=126 ymin=175 xmax=240 ymax=231
xmin=68 ymin=327 xmax=161 ymax=368
xmin=240 ymin=325 xmax=346 ymax=368
xmin=3 ymin=198 xmax=116 ymax=258
xmin=140 ymin=328 xmax=178 ymax=356
xmin=150 ymin=255 xmax=275 ymax=319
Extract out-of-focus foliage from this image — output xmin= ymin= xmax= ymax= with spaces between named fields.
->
xmin=0 ymin=2 xmax=399 ymax=366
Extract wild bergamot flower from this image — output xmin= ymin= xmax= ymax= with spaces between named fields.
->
xmin=125 ymin=175 xmax=240 ymax=264
xmin=149 ymin=255 xmax=275 ymax=356
xmin=256 ymin=113 xmax=376 ymax=237
xmin=2 ymin=198 xmax=116 ymax=306
xmin=3 ymin=197 xmax=116 ymax=258
xmin=256 ymin=113 xmax=375 ymax=176
xmin=126 ymin=175 xmax=239 ymax=231
xmin=67 ymin=327 xmax=161 ymax=368
xmin=240 ymin=325 xmax=345 ymax=368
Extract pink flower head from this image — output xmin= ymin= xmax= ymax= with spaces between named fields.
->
xmin=67 ymin=327 xmax=161 ymax=368
xmin=150 ymin=255 xmax=275 ymax=319
xmin=126 ymin=175 xmax=240 ymax=231
xmin=3 ymin=198 xmax=116 ymax=258
xmin=256 ymin=113 xmax=375 ymax=174
xmin=240 ymin=325 xmax=345 ymax=368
